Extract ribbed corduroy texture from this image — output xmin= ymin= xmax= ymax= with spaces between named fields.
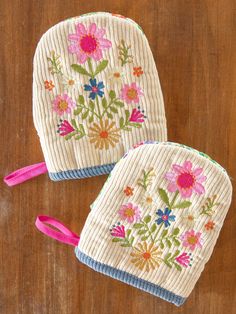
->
xmin=33 ymin=12 xmax=167 ymax=180
xmin=77 ymin=142 xmax=232 ymax=305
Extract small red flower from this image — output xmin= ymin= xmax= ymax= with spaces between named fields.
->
xmin=44 ymin=80 xmax=55 ymax=91
xmin=124 ymin=186 xmax=134 ymax=196
xmin=133 ymin=66 xmax=143 ymax=77
xmin=205 ymin=221 xmax=215 ymax=231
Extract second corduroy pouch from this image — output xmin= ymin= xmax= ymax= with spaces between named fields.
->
xmin=4 ymin=12 xmax=167 ymax=186
xmin=35 ymin=141 xmax=232 ymax=306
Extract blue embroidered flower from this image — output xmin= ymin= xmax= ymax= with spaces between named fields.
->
xmin=84 ymin=79 xmax=105 ymax=99
xmin=156 ymin=208 xmax=176 ymax=227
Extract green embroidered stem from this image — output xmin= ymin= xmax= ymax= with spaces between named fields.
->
xmin=137 ymin=168 xmax=155 ymax=191
xmin=47 ymin=51 xmax=63 ymax=75
xmin=87 ymin=58 xmax=94 ymax=78
xmin=200 ymin=195 xmax=219 ymax=216
xmin=153 ymin=223 xmax=164 ymax=242
xmin=118 ymin=40 xmax=133 ymax=66
xmin=95 ymin=96 xmax=102 ymax=118
xmin=169 ymin=191 xmax=179 ymax=209
xmin=142 ymin=221 xmax=155 ymax=242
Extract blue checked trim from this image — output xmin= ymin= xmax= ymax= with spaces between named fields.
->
xmin=76 ymin=249 xmax=186 ymax=306
xmin=48 ymin=163 xmax=116 ymax=181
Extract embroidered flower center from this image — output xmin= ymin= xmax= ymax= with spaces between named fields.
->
xmin=68 ymin=79 xmax=75 ymax=85
xmin=146 ymin=196 xmax=153 ymax=204
xmin=58 ymin=100 xmax=68 ymax=111
xmin=187 ymin=236 xmax=197 ymax=245
xmin=99 ymin=130 xmax=109 ymax=138
xmin=113 ymin=72 xmax=121 ymax=78
xmin=80 ymin=35 xmax=98 ymax=54
xmin=127 ymin=88 xmax=138 ymax=100
xmin=124 ymin=207 xmax=135 ymax=217
xmin=92 ymin=86 xmax=99 ymax=93
xmin=177 ymin=172 xmax=195 ymax=189
xmin=142 ymin=252 xmax=151 ymax=260
xmin=187 ymin=215 xmax=194 ymax=221
xmin=162 ymin=215 xmax=168 ymax=221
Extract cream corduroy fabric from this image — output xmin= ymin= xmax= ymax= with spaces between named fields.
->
xmin=33 ymin=12 xmax=167 ymax=181
xmin=76 ymin=141 xmax=232 ymax=306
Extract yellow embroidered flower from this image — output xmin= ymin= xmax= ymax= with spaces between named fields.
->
xmin=130 ymin=242 xmax=163 ymax=272
xmin=88 ymin=119 xmax=120 ymax=150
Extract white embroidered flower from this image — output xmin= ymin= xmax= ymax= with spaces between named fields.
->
xmin=142 ymin=193 xmax=156 ymax=209
xmin=182 ymin=211 xmax=198 ymax=228
xmin=106 ymin=67 xmax=124 ymax=87
xmin=60 ymin=76 xmax=80 ymax=91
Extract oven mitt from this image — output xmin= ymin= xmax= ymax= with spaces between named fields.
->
xmin=35 ymin=141 xmax=232 ymax=306
xmin=4 ymin=12 xmax=166 ymax=186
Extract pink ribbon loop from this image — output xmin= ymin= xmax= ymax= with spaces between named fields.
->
xmin=4 ymin=162 xmax=48 ymax=186
xmin=35 ymin=215 xmax=80 ymax=247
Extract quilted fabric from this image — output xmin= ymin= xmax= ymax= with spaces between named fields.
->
xmin=33 ymin=12 xmax=167 ymax=181
xmin=76 ymin=141 xmax=232 ymax=306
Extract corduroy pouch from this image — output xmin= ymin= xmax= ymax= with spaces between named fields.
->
xmin=4 ymin=12 xmax=166 ymax=186
xmin=35 ymin=141 xmax=232 ymax=306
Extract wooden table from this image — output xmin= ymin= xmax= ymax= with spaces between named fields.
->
xmin=1 ymin=1 xmax=236 ymax=313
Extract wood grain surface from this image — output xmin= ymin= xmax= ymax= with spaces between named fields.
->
xmin=1 ymin=1 xmax=236 ymax=313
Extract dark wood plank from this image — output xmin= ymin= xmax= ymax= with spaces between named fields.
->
xmin=0 ymin=1 xmax=236 ymax=313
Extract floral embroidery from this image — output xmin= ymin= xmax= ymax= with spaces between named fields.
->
xmin=47 ymin=22 xmax=146 ymax=149
xmin=120 ymin=82 xmax=143 ymax=104
xmin=124 ymin=186 xmax=134 ymax=196
xmin=118 ymin=203 xmax=141 ymax=223
xmin=84 ymin=79 xmax=105 ymax=99
xmin=110 ymin=223 xmax=134 ymax=247
xmin=138 ymin=168 xmax=155 ymax=191
xmin=142 ymin=194 xmax=155 ymax=208
xmin=182 ymin=211 xmax=197 ymax=227
xmin=181 ymin=230 xmax=203 ymax=251
xmin=205 ymin=220 xmax=215 ymax=231
xmin=129 ymin=107 xmax=147 ymax=123
xmin=88 ymin=120 xmax=120 ymax=150
xmin=44 ymin=80 xmax=55 ymax=91
xmin=200 ymin=195 xmax=219 ymax=216
xmin=175 ymin=252 xmax=192 ymax=268
xmin=117 ymin=39 xmax=133 ymax=66
xmin=110 ymin=223 xmax=125 ymax=238
xmin=68 ymin=23 xmax=112 ymax=63
xmin=130 ymin=242 xmax=162 ymax=272
xmin=52 ymin=94 xmax=76 ymax=116
xmin=156 ymin=208 xmax=176 ymax=228
xmin=133 ymin=66 xmax=143 ymax=77
xmin=165 ymin=161 xmax=207 ymax=199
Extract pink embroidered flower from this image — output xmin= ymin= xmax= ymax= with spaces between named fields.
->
xmin=118 ymin=203 xmax=141 ymax=223
xmin=129 ymin=107 xmax=146 ymax=123
xmin=165 ymin=161 xmax=207 ymax=199
xmin=181 ymin=230 xmax=203 ymax=251
xmin=58 ymin=120 xmax=75 ymax=136
xmin=110 ymin=224 xmax=125 ymax=238
xmin=52 ymin=94 xmax=76 ymax=116
xmin=68 ymin=23 xmax=112 ymax=64
xmin=120 ymin=83 xmax=143 ymax=104
xmin=175 ymin=252 xmax=192 ymax=267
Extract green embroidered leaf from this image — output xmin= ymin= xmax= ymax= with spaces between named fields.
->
xmin=79 ymin=124 xmax=85 ymax=134
xmin=172 ymin=228 xmax=180 ymax=236
xmin=94 ymin=60 xmax=108 ymax=76
xmin=74 ymin=134 xmax=84 ymax=140
xmin=137 ymin=229 xmax=148 ymax=235
xmin=74 ymin=107 xmax=83 ymax=115
xmin=126 ymin=229 xmax=131 ymax=238
xmin=141 ymin=235 xmax=149 ymax=241
xmin=88 ymin=115 xmax=94 ymax=123
xmin=128 ymin=122 xmax=142 ymax=128
xmin=112 ymin=238 xmax=123 ymax=242
xmin=166 ymin=239 xmax=172 ymax=248
xmin=158 ymin=188 xmax=170 ymax=207
xmin=78 ymin=95 xmax=85 ymax=105
xmin=82 ymin=110 xmax=89 ymax=119
xmin=150 ymin=224 xmax=157 ymax=233
xmin=173 ymin=262 xmax=182 ymax=271
xmin=71 ymin=119 xmax=78 ymax=129
xmin=102 ymin=98 xmax=107 ymax=108
xmin=161 ymin=229 xmax=168 ymax=238
xmin=64 ymin=131 xmax=77 ymax=140
xmin=71 ymin=64 xmax=90 ymax=76
xmin=110 ymin=106 xmax=118 ymax=113
xmin=125 ymin=110 xmax=130 ymax=121
xmin=173 ymin=239 xmax=181 ymax=246
xmin=107 ymin=112 xmax=113 ymax=119
xmin=160 ymin=241 xmax=164 ymax=249
xmin=89 ymin=100 xmax=95 ymax=110
xmin=173 ymin=201 xmax=192 ymax=209
xmin=143 ymin=215 xmax=151 ymax=224
xmin=119 ymin=117 xmax=124 ymax=128
xmin=109 ymin=90 xmax=116 ymax=99
xmin=130 ymin=236 xmax=134 ymax=245
xmin=114 ymin=101 xmax=124 ymax=107
xmin=133 ymin=223 xmax=143 ymax=229
xmin=164 ymin=260 xmax=172 ymax=268
xmin=121 ymin=243 xmax=132 ymax=247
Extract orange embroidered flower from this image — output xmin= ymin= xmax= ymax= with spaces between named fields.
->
xmin=124 ymin=186 xmax=134 ymax=196
xmin=205 ymin=221 xmax=215 ymax=231
xmin=133 ymin=66 xmax=143 ymax=77
xmin=44 ymin=80 xmax=55 ymax=91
